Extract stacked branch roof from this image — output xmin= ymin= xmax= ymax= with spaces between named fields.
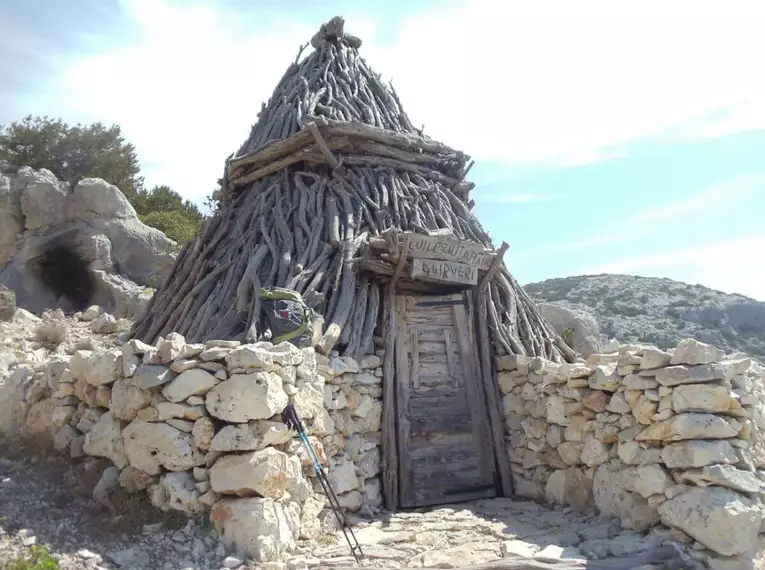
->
xmin=128 ymin=17 xmax=574 ymax=364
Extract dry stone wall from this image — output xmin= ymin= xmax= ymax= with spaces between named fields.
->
xmin=1 ymin=329 xmax=383 ymax=562
xmin=501 ymin=337 xmax=765 ymax=568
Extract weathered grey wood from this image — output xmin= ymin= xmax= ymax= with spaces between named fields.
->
xmin=408 ymin=441 xmax=477 ymax=461
xmin=478 ymin=241 xmax=509 ymax=290
xmin=410 ymin=257 xmax=478 ymax=285
xmin=410 ymin=329 xmax=420 ymax=389
xmin=452 ymin=300 xmax=498 ymax=485
xmin=394 ymin=295 xmax=414 ymax=507
xmin=412 ymin=486 xmax=497 ymax=508
xmin=443 ymin=328 xmax=459 ymax=387
xmin=411 ymin=385 xmax=468 ymax=398
xmin=380 ymin=284 xmax=398 ymax=511
xmin=408 ymin=400 xmax=469 ymax=419
xmin=396 ymin=232 xmax=495 ymax=270
xmin=395 ymin=291 xmax=501 ymax=507
xmin=475 ymin=290 xmax=515 ymax=498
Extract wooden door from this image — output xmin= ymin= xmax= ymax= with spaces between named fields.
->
xmin=394 ymin=293 xmax=498 ymax=508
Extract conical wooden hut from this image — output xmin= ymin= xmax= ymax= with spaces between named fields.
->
xmin=128 ymin=17 xmax=576 ymax=511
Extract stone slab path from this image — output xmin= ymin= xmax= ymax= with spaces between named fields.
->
xmin=292 ymin=499 xmax=672 ymax=569
xmin=0 ymin=440 xmax=689 ymax=570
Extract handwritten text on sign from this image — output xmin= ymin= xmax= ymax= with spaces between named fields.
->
xmin=404 ymin=233 xmax=494 ymax=270
xmin=410 ymin=258 xmax=478 ymax=285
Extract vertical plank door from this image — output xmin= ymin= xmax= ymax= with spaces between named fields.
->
xmin=394 ymin=293 xmax=498 ymax=508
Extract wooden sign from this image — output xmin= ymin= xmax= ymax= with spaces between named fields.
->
xmin=410 ymin=258 xmax=478 ymax=286
xmin=402 ymin=232 xmax=494 ymax=270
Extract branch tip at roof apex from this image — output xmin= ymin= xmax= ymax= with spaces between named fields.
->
xmin=311 ymin=15 xmax=363 ymax=49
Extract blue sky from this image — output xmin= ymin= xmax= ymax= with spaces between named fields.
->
xmin=2 ymin=0 xmax=765 ymax=300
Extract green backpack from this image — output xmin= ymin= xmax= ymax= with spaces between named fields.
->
xmin=258 ymin=287 xmax=315 ymax=347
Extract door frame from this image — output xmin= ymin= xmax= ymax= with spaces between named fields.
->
xmin=392 ymin=290 xmax=499 ymax=508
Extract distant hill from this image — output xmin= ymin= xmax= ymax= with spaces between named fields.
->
xmin=524 ymin=274 xmax=765 ymax=361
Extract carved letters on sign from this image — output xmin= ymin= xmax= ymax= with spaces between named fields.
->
xmin=404 ymin=233 xmax=494 ymax=271
xmin=409 ymin=258 xmax=478 ymax=286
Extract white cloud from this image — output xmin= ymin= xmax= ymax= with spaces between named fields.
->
xmin=46 ymin=0 xmax=765 ymax=203
xmin=579 ymin=235 xmax=765 ymax=301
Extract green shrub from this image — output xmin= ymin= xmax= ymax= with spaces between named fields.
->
xmin=4 ymin=546 xmax=60 ymax=570
xmin=140 ymin=210 xmax=201 ymax=245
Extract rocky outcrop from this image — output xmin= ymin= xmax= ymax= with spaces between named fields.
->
xmin=526 ymin=274 xmax=765 ymax=362
xmin=0 ymin=164 xmax=176 ymax=318
xmin=538 ymin=302 xmax=602 ymax=357
xmin=0 ymin=284 xmax=15 ymax=321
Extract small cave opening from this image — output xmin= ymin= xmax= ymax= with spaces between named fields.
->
xmin=33 ymin=237 xmax=97 ymax=312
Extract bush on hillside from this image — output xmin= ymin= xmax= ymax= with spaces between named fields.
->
xmin=141 ymin=210 xmax=201 ymax=245
xmin=0 ymin=115 xmax=205 ymax=243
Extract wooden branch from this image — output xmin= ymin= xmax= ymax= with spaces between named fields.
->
xmin=307 ymin=122 xmax=339 ymax=168
xmin=478 ymin=241 xmax=509 ymax=290
xmin=228 ymin=129 xmax=314 ymax=173
xmin=389 ymin=235 xmax=410 ymax=290
xmin=475 ymin=290 xmax=514 ymax=498
xmin=380 ymin=283 xmax=399 ymax=511
xmin=306 ymin=114 xmax=465 ymax=159
xmin=229 ymin=138 xmax=352 ymax=188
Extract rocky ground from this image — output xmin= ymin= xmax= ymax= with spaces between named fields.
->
xmin=0 ymin=434 xmax=697 ymax=570
xmin=526 ymin=274 xmax=765 ymax=361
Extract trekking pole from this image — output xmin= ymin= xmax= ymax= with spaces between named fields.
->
xmin=282 ymin=404 xmax=364 ymax=562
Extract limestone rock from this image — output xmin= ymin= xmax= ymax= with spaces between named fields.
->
xmin=225 ymin=345 xmax=275 ymax=370
xmin=640 ymin=348 xmax=671 ymax=370
xmin=18 ymin=167 xmax=68 ymax=230
xmin=118 ymin=466 xmax=157 ymax=493
xmin=84 ymin=349 xmax=121 ymax=386
xmin=209 ymin=447 xmax=310 ymax=501
xmin=162 ymin=368 xmax=219 ymax=403
xmin=677 ymin=464 xmax=765 ymax=494
xmin=83 ymin=411 xmax=128 ymax=468
xmin=269 ymin=342 xmax=304 ymax=366
xmin=90 ymin=312 xmax=118 ymax=334
xmin=122 ymin=420 xmax=201 ymax=475
xmin=538 ymin=302 xmax=601 ymax=357
xmin=128 ymin=364 xmax=174 ymax=390
xmin=670 ymin=338 xmax=725 ymax=366
xmin=328 ymin=456 xmax=358 ymax=495
xmin=628 ymin=464 xmax=671 ymax=498
xmin=655 ymin=363 xmax=731 ymax=387
xmin=580 ymin=434 xmax=609 ymax=467
xmin=156 ymin=401 xmax=205 ymax=421
xmin=672 ymin=384 xmax=744 ymax=415
xmin=658 ymin=487 xmax=764 ymax=556
xmin=192 ymin=417 xmax=215 ymax=452
xmin=660 ymin=440 xmax=739 ymax=468
xmin=589 ymin=364 xmax=621 ymax=392
xmin=593 ymin=463 xmax=659 ymax=532
xmin=635 ymin=413 xmax=740 ymax=443
xmin=205 ymin=371 xmax=288 ymax=422
xmin=210 ymin=420 xmax=292 ymax=453
xmin=110 ymin=379 xmax=152 ymax=421
xmin=155 ymin=472 xmax=204 ymax=514
xmin=53 ymin=424 xmax=80 ymax=452
xmin=210 ymin=497 xmax=300 ymax=562
xmin=0 ymin=284 xmax=15 ymax=321
xmin=156 ymin=332 xmax=186 ymax=363
xmin=0 ymin=366 xmax=34 ymax=435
